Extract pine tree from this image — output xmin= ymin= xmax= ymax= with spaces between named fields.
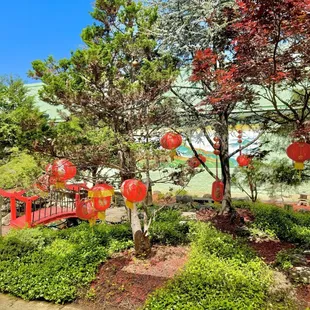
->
xmin=29 ymin=0 xmax=178 ymax=255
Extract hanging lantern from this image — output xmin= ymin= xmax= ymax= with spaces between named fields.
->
xmin=76 ymin=199 xmax=97 ymax=220
xmin=187 ymin=155 xmax=206 ymax=168
xmin=35 ymin=174 xmax=56 ymax=192
xmin=51 ymin=159 xmax=77 ymax=188
xmin=160 ymin=132 xmax=182 ymax=150
xmin=212 ymin=180 xmax=224 ymax=202
xmin=121 ymin=179 xmax=147 ymax=209
xmin=237 ymin=154 xmax=251 ymax=167
xmin=286 ymin=142 xmax=310 ymax=170
xmin=213 ymin=138 xmax=221 ymax=155
xmin=88 ymin=184 xmax=114 ymax=220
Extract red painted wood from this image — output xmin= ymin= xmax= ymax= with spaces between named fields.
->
xmin=25 ymin=201 xmax=32 ymax=227
xmin=10 ymin=206 xmax=77 ymax=228
xmin=10 ymin=198 xmax=17 ymax=221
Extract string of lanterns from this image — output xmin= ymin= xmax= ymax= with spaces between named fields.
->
xmin=211 ymin=136 xmax=224 ymax=202
xmin=236 ymin=130 xmax=251 ymax=167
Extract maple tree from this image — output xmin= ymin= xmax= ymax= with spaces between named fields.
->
xmin=155 ymin=0 xmax=263 ymax=212
xmin=232 ymin=0 xmax=310 ymax=140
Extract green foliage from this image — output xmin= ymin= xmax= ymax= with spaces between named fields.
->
xmin=232 ymin=158 xmax=301 ymax=202
xmin=0 ymin=223 xmax=132 ymax=303
xmin=248 ymin=224 xmax=278 ymax=242
xmin=0 ymin=77 xmax=51 ymax=157
xmin=0 ymin=149 xmax=41 ymax=189
xmin=274 ymin=248 xmax=303 ymax=271
xmin=149 ymin=208 xmax=190 ymax=245
xmin=233 ymin=200 xmax=310 ymax=245
xmin=144 ymin=222 xmax=293 ymax=309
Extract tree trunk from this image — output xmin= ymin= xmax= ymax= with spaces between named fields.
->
xmin=119 ymin=146 xmax=136 ymax=183
xmin=91 ymin=166 xmax=97 ymax=186
xmin=217 ymin=114 xmax=232 ymax=213
xmin=131 ymin=204 xmax=151 ymax=257
xmin=118 ymin=145 xmax=151 ymax=257
xmin=145 ymin=156 xmax=153 ymax=206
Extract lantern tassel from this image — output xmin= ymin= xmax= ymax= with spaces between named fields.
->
xmin=98 ymin=211 xmax=106 ymax=221
xmin=169 ymin=150 xmax=177 ymax=161
xmin=125 ymin=199 xmax=134 ymax=209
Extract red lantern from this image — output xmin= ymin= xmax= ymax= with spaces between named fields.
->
xmin=160 ymin=132 xmax=182 ymax=150
xmin=51 ymin=159 xmax=77 ymax=188
xmin=121 ymin=179 xmax=147 ymax=209
xmin=286 ymin=142 xmax=310 ymax=170
xmin=36 ymin=174 xmax=56 ymax=192
xmin=212 ymin=180 xmax=224 ymax=202
xmin=213 ymin=150 xmax=220 ymax=155
xmin=89 ymin=184 xmax=114 ymax=212
xmin=237 ymin=155 xmax=251 ymax=167
xmin=187 ymin=155 xmax=206 ymax=168
xmin=76 ymin=199 xmax=97 ymax=220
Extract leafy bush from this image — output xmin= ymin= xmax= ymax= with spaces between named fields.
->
xmin=233 ymin=200 xmax=310 ymax=245
xmin=149 ymin=208 xmax=190 ymax=245
xmin=144 ymin=222 xmax=295 ymax=309
xmin=248 ymin=224 xmax=278 ymax=242
xmin=0 ymin=223 xmax=132 ymax=303
xmin=274 ymin=248 xmax=304 ymax=271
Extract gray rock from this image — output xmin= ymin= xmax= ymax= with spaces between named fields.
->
xmin=105 ymin=207 xmax=128 ymax=223
xmin=290 ymin=254 xmax=308 ymax=266
xmin=289 ymin=266 xmax=310 ymax=284
xmin=1 ymin=213 xmax=11 ymax=226
xmin=181 ymin=212 xmax=197 ymax=220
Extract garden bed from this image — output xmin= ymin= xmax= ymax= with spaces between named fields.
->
xmin=76 ymin=245 xmax=188 ymax=310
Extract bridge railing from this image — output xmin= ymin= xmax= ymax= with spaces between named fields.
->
xmin=0 ymin=186 xmax=89 ymax=227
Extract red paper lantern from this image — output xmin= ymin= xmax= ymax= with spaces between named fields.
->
xmin=76 ymin=199 xmax=97 ymax=220
xmin=213 ymin=150 xmax=220 ymax=155
xmin=121 ymin=179 xmax=147 ymax=207
xmin=286 ymin=142 xmax=310 ymax=170
xmin=212 ymin=180 xmax=224 ymax=202
xmin=160 ymin=132 xmax=182 ymax=150
xmin=51 ymin=159 xmax=77 ymax=188
xmin=36 ymin=174 xmax=56 ymax=192
xmin=187 ymin=155 xmax=206 ymax=168
xmin=237 ymin=155 xmax=251 ymax=167
xmin=89 ymin=183 xmax=114 ymax=212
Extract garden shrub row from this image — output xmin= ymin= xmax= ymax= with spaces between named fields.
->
xmin=144 ymin=222 xmax=294 ymax=310
xmin=0 ymin=223 xmax=133 ymax=303
xmin=233 ymin=200 xmax=310 ymax=245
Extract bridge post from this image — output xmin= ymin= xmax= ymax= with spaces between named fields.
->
xmin=10 ymin=197 xmax=17 ymax=221
xmin=25 ymin=199 xmax=32 ymax=227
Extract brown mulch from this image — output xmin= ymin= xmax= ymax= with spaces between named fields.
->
xmin=75 ymin=245 xmax=188 ymax=310
xmin=249 ymin=241 xmax=295 ymax=264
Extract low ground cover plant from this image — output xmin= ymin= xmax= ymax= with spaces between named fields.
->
xmin=0 ymin=223 xmax=133 ymax=303
xmin=144 ymin=222 xmax=295 ymax=310
xmin=233 ymin=200 xmax=310 ymax=245
xmin=149 ymin=208 xmax=190 ymax=245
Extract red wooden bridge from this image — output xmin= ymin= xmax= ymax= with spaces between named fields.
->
xmin=0 ymin=184 xmax=89 ymax=228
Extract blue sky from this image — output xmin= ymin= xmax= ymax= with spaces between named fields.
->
xmin=0 ymin=0 xmax=94 ymax=83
